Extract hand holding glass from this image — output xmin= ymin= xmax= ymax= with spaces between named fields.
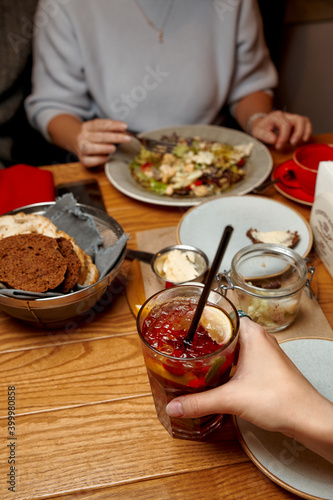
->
xmin=137 ymin=285 xmax=239 ymax=440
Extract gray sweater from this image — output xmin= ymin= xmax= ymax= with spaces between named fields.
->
xmin=26 ymin=0 xmax=278 ymax=140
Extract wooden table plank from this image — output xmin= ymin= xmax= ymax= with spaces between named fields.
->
xmin=0 ymin=334 xmax=150 ymax=415
xmin=41 ymin=463 xmax=299 ymax=500
xmin=0 ymin=402 xmax=247 ymax=500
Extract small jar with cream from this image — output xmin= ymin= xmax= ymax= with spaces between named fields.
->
xmin=217 ymin=243 xmax=315 ymax=333
xmin=151 ymin=244 xmax=208 ymax=287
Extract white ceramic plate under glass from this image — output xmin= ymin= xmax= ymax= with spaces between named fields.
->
xmin=105 ymin=124 xmax=273 ymax=207
xmin=177 ymin=195 xmax=313 ymax=272
xmin=234 ymin=338 xmax=333 ymax=500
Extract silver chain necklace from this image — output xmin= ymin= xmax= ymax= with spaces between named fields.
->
xmin=134 ymin=0 xmax=175 ymax=44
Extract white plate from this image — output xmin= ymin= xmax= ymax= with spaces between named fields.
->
xmin=234 ymin=338 xmax=333 ymax=500
xmin=105 ymin=124 xmax=273 ymax=207
xmin=177 ymin=195 xmax=313 ymax=271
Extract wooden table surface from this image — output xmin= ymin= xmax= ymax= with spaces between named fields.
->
xmin=0 ymin=134 xmax=332 ymax=500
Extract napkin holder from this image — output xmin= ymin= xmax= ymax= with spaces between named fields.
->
xmin=310 ymin=161 xmax=333 ymax=278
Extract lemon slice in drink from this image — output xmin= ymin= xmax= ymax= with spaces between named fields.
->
xmin=200 ymin=305 xmax=233 ymax=344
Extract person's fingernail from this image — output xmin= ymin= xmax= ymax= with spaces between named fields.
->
xmin=166 ymin=401 xmax=184 ymax=417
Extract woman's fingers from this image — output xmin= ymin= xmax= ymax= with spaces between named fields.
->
xmin=284 ymin=112 xmax=312 ymax=145
xmin=79 ymin=154 xmax=114 ymax=168
xmin=251 ymin=111 xmax=313 ymax=150
xmin=166 ymin=318 xmax=316 ymax=434
xmin=76 ymin=118 xmax=131 ymax=167
xmin=82 ymin=118 xmax=128 ymax=133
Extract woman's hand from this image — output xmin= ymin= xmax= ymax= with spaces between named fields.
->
xmin=250 ymin=110 xmax=312 ymax=151
xmin=48 ymin=115 xmax=132 ymax=168
xmin=166 ymin=319 xmax=313 ymax=433
xmin=166 ymin=319 xmax=333 ymax=465
xmin=76 ymin=118 xmax=131 ymax=168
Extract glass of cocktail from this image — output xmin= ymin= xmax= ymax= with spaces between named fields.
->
xmin=137 ymin=285 xmax=239 ymax=440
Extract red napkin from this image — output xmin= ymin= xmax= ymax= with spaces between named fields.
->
xmin=0 ymin=164 xmax=55 ymax=215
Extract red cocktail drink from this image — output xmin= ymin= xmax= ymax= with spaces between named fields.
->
xmin=137 ymin=285 xmax=239 ymax=440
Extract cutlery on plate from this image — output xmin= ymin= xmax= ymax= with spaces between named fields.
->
xmin=127 ymin=132 xmax=177 ymax=153
xmin=253 ymin=169 xmax=296 ymax=193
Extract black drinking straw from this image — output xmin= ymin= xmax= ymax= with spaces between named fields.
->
xmin=183 ymin=225 xmax=234 ymax=348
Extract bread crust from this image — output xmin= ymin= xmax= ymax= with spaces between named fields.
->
xmin=56 ymin=231 xmax=99 ymax=286
xmin=56 ymin=237 xmax=82 ymax=292
xmin=246 ymin=228 xmax=300 ymax=248
xmin=0 ymin=213 xmax=58 ymax=239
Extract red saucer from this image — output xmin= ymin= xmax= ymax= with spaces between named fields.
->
xmin=272 ymin=159 xmax=314 ymax=206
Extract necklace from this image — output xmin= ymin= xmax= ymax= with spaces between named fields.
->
xmin=134 ymin=0 xmax=175 ymax=44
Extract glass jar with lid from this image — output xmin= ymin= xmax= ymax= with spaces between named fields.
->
xmin=217 ymin=244 xmax=316 ymax=333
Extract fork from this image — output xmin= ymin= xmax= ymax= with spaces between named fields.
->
xmin=128 ymin=132 xmax=178 ymax=153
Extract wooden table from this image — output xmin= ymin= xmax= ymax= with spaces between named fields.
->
xmin=0 ymin=134 xmax=332 ymax=500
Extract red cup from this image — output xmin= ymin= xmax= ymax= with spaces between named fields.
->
xmin=287 ymin=143 xmax=333 ymax=196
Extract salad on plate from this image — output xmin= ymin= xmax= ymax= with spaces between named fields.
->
xmin=129 ymin=135 xmax=254 ymax=198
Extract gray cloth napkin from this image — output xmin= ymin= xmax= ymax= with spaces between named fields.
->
xmin=45 ymin=193 xmax=103 ymax=256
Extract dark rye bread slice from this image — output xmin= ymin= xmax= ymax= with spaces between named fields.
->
xmin=0 ymin=234 xmax=67 ymax=293
xmin=56 ymin=237 xmax=81 ymax=293
xmin=56 ymin=231 xmax=99 ymax=287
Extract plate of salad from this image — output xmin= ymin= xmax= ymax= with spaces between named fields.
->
xmin=105 ymin=124 xmax=273 ymax=207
